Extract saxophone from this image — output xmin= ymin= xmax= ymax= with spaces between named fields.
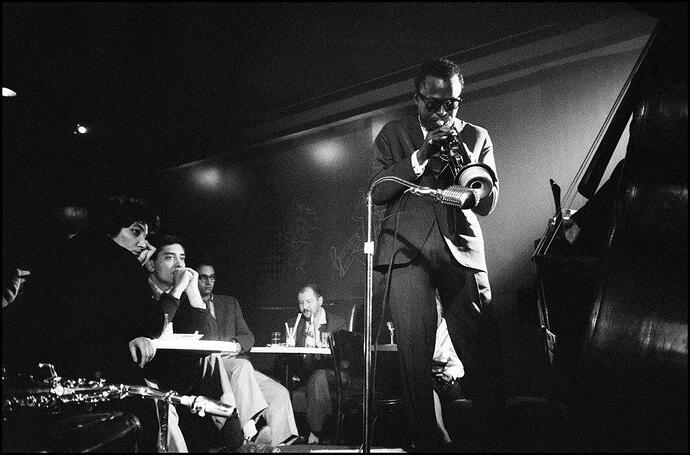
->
xmin=3 ymin=363 xmax=237 ymax=452
xmin=3 ymin=363 xmax=235 ymax=418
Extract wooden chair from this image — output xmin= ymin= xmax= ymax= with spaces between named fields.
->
xmin=285 ymin=301 xmax=358 ymax=388
xmin=328 ymin=330 xmax=405 ymax=446
xmin=281 ymin=302 xmax=360 ymax=431
xmin=324 ymin=301 xmax=358 ymax=331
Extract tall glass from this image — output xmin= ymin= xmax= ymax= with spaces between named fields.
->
xmin=285 ymin=325 xmax=296 ymax=347
xmin=319 ymin=331 xmax=331 ymax=348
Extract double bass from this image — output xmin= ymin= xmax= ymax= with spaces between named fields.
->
xmin=532 ymin=6 xmax=687 ymax=452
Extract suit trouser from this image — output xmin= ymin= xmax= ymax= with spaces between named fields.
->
xmin=221 ymin=357 xmax=268 ymax=425
xmin=255 ymin=370 xmax=299 ymax=444
xmin=200 ymin=354 xmax=237 ymax=429
xmin=150 ymin=354 xmax=242 ymax=452
xmin=177 ymin=355 xmax=243 ymax=452
xmin=305 ymin=369 xmax=335 ymax=433
xmin=382 ymin=219 xmax=503 ymax=448
xmin=145 ymin=378 xmax=188 ymax=452
xmin=222 ymin=356 xmax=299 ymax=445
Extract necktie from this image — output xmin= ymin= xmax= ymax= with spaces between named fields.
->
xmin=429 ymin=155 xmax=445 ymax=179
xmin=430 ymin=154 xmax=455 ymax=189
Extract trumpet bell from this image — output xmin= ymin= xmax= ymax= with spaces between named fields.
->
xmin=456 ymin=163 xmax=497 ymax=200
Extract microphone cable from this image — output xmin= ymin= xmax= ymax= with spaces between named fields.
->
xmin=370 ymin=188 xmax=405 ymax=439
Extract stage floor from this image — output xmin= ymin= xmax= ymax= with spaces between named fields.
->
xmin=278 ymin=445 xmax=406 ymax=453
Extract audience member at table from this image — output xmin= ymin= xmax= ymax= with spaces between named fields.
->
xmin=3 ymin=195 xmax=177 ymax=452
xmin=193 ymin=257 xmax=300 ymax=446
xmin=144 ymin=234 xmax=249 ymax=451
xmin=284 ymin=283 xmax=348 ymax=444
xmin=2 ymin=267 xmax=30 ymax=309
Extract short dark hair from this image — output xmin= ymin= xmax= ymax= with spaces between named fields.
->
xmin=148 ymin=234 xmax=185 ymax=261
xmin=298 ymin=283 xmax=322 ymax=298
xmin=414 ymin=58 xmax=464 ymax=93
xmin=192 ymin=256 xmax=216 ymax=271
xmin=89 ymin=195 xmax=160 ymax=238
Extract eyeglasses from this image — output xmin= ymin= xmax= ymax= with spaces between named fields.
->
xmin=199 ymin=275 xmax=216 ymax=283
xmin=415 ymin=91 xmax=462 ymax=113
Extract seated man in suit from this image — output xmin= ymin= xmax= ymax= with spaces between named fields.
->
xmin=285 ymin=283 xmax=347 ymax=444
xmin=145 ymin=234 xmax=247 ymax=452
xmin=193 ymin=258 xmax=299 ymax=446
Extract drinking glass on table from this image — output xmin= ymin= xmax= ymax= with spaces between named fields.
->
xmin=319 ymin=331 xmax=331 ymax=348
xmin=386 ymin=321 xmax=395 ymax=344
xmin=270 ymin=331 xmax=281 ymax=346
xmin=285 ymin=325 xmax=296 ymax=347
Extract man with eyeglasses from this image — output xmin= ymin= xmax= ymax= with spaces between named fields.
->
xmin=194 ymin=259 xmax=299 ymax=447
xmin=370 ymin=58 xmax=503 ymax=450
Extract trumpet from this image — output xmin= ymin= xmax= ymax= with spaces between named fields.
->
xmin=436 ymin=128 xmax=467 ymax=172
xmin=434 ymin=128 xmax=497 ymax=200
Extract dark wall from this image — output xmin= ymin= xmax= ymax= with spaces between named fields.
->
xmin=144 ymin=34 xmax=649 ymax=396
xmin=149 ymin=117 xmax=382 ymax=315
xmin=3 ymin=13 xmax=656 ymax=398
xmin=147 ymin=43 xmax=643 ymax=316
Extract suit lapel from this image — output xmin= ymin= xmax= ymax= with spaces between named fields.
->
xmin=214 ymin=295 xmax=227 ymax=340
xmin=319 ymin=311 xmax=329 ymax=333
xmin=405 ymin=115 xmax=424 ymax=153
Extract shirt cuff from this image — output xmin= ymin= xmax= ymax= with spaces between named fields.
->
xmin=411 ymin=150 xmax=427 ymax=176
xmin=446 ymin=364 xmax=464 ymax=380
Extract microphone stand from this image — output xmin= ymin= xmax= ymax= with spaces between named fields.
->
xmin=364 ymin=176 xmax=424 ymax=453
xmin=364 ymin=175 xmax=484 ymax=452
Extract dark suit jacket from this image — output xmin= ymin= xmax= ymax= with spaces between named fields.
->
xmin=154 ymin=293 xmax=255 ymax=393
xmin=172 ymin=293 xmax=254 ymax=352
xmin=5 ymin=229 xmax=170 ymax=384
xmin=370 ymin=110 xmax=499 ymax=272
xmin=210 ymin=294 xmax=255 ymax=353
xmin=285 ymin=309 xmax=348 ymax=377
xmin=289 ymin=310 xmax=347 ymax=348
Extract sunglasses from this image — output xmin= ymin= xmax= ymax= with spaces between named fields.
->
xmin=415 ymin=91 xmax=462 ymax=113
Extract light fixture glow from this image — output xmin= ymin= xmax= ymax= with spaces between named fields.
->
xmin=311 ymin=139 xmax=344 ymax=167
xmin=2 ymin=87 xmax=17 ymax=97
xmin=197 ymin=167 xmax=221 ymax=187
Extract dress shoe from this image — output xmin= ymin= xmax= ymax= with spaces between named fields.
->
xmin=236 ymin=440 xmax=277 ymax=453
xmin=279 ymin=434 xmax=303 ymax=445
xmin=286 ymin=435 xmax=307 ymax=445
xmin=250 ymin=425 xmax=272 ymax=445
xmin=307 ymin=432 xmax=320 ymax=444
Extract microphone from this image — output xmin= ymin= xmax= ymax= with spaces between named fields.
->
xmin=409 ymin=185 xmax=481 ymax=209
